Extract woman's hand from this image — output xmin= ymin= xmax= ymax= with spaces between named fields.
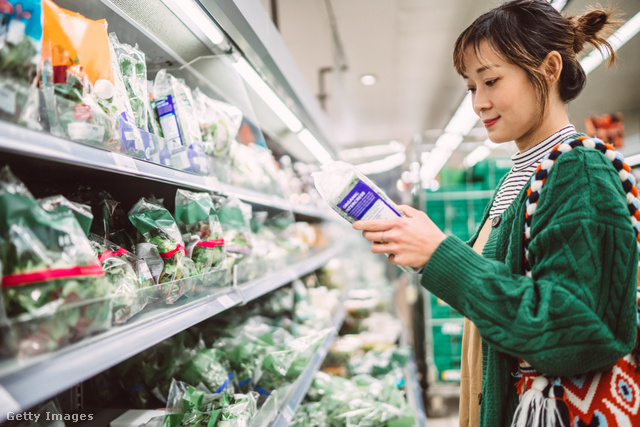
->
xmin=352 ymin=205 xmax=447 ymax=268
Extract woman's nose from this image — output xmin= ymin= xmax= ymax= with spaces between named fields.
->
xmin=472 ymin=89 xmax=491 ymax=115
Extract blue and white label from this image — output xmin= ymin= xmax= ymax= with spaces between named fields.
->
xmin=337 ymin=180 xmax=401 ymax=221
xmin=156 ymin=95 xmax=184 ymax=153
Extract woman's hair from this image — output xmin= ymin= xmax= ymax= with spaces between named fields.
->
xmin=453 ymin=0 xmax=620 ymax=109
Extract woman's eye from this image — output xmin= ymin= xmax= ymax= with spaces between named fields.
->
xmin=467 ymin=87 xmax=476 ymax=93
xmin=485 ymin=78 xmax=498 ymax=87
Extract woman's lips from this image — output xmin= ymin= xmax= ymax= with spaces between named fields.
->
xmin=483 ymin=117 xmax=499 ymax=128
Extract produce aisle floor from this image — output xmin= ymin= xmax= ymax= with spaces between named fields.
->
xmin=426 ymin=396 xmax=460 ymax=427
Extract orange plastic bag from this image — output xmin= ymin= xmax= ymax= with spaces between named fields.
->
xmin=41 ymin=0 xmax=113 ymax=86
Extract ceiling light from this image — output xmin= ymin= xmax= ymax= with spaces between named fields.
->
xmin=444 ymin=93 xmax=478 ymax=135
xmin=463 ymin=146 xmax=491 ymax=169
xmin=233 ymin=57 xmax=303 ymax=133
xmin=625 ymin=153 xmax=640 ymax=167
xmin=421 ymin=147 xmax=453 ymax=182
xmin=162 ymin=0 xmax=225 ymax=46
xmin=435 ymin=133 xmax=464 ymax=151
xmin=356 ymin=152 xmax=406 ymax=175
xmin=297 ymin=129 xmax=333 ymax=164
xmin=360 ymin=74 xmax=377 ymax=86
xmin=339 ymin=140 xmax=404 ymax=161
xmin=548 ymin=0 xmax=568 ymax=12
xmin=580 ymin=11 xmax=640 ymax=75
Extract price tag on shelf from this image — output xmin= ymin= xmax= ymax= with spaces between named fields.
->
xmin=203 ymin=176 xmax=220 ymax=192
xmin=111 ymin=152 xmax=139 ymax=173
xmin=218 ymin=294 xmax=235 ymax=309
xmin=0 ymin=385 xmax=20 ymax=420
xmin=281 ymin=405 xmax=294 ymax=422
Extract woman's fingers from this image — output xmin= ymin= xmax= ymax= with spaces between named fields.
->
xmin=352 ymin=218 xmax=397 ymax=231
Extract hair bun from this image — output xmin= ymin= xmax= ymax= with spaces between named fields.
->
xmin=571 ymin=10 xmax=610 ymax=53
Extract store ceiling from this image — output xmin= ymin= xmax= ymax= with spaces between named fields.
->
xmin=259 ymin=0 xmax=640 ymax=167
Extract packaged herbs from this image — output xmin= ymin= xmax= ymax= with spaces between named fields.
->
xmin=178 ymin=347 xmax=235 ymax=396
xmin=128 ymin=197 xmax=197 ymax=304
xmin=193 ymin=88 xmax=242 ymax=158
xmin=217 ymin=197 xmax=253 ymax=273
xmin=0 ymin=167 xmax=113 ymax=357
xmin=175 ymin=189 xmax=226 ymax=276
xmin=109 ymin=33 xmax=148 ymax=131
xmin=0 ymin=0 xmax=43 ymax=125
xmin=313 ymin=161 xmax=420 ymax=274
xmin=89 ymin=234 xmax=155 ymax=324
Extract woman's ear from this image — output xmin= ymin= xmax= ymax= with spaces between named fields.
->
xmin=542 ymin=51 xmax=563 ymax=83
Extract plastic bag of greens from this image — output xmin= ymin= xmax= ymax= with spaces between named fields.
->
xmin=256 ymin=328 xmax=331 ymax=393
xmin=109 ymin=33 xmax=148 ymax=130
xmin=128 ymin=197 xmax=197 ymax=304
xmin=217 ymin=197 xmax=253 ymax=274
xmin=146 ymin=80 xmax=164 ymax=137
xmin=38 ymin=195 xmax=93 ymax=236
xmin=178 ymin=347 xmax=235 ymax=396
xmin=40 ymin=0 xmax=120 ymax=151
xmin=175 ymin=189 xmax=226 ymax=276
xmin=89 ymin=234 xmax=155 ymax=324
xmin=193 ymin=88 xmax=242 ymax=158
xmin=218 ymin=392 xmax=258 ymax=427
xmin=0 ymin=167 xmax=113 ymax=358
xmin=153 ymin=70 xmax=209 ymax=174
xmin=0 ymin=0 xmax=43 ymax=127
xmin=313 ymin=161 xmax=419 ymax=274
xmin=166 ymin=379 xmax=221 ymax=415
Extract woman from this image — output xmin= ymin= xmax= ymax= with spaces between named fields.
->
xmin=353 ymin=1 xmax=638 ymax=426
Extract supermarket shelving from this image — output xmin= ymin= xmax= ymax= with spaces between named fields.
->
xmin=261 ymin=290 xmax=348 ymax=427
xmin=0 ymin=121 xmax=335 ymax=220
xmin=0 ymin=243 xmax=345 ymax=420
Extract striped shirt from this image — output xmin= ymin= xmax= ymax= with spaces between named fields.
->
xmin=489 ymin=125 xmax=576 ymax=220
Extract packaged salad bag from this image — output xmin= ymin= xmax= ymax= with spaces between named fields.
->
xmin=313 ymin=161 xmax=420 ymax=274
xmin=0 ymin=0 xmax=43 ymax=127
xmin=175 ymin=189 xmax=226 ymax=282
xmin=40 ymin=0 xmax=119 ymax=150
xmin=89 ymin=234 xmax=155 ymax=324
xmin=153 ymin=70 xmax=209 ymax=175
xmin=0 ymin=167 xmax=113 ymax=358
xmin=217 ymin=196 xmax=253 ymax=277
xmin=128 ymin=197 xmax=197 ymax=304
xmin=192 ymin=88 xmax=242 ymax=158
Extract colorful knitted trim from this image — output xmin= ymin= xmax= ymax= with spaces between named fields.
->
xmin=524 ymin=135 xmax=640 ymax=278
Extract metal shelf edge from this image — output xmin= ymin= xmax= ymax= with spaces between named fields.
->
xmin=0 ymin=121 xmax=334 ymax=218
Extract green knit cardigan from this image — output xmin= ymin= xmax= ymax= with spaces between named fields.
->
xmin=420 ymin=147 xmax=638 ymax=426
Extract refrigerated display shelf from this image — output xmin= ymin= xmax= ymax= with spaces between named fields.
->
xmin=403 ymin=352 xmax=427 ymax=427
xmin=0 ymin=244 xmax=345 ymax=420
xmin=267 ymin=296 xmax=347 ymax=427
xmin=0 ymin=121 xmax=334 ymax=219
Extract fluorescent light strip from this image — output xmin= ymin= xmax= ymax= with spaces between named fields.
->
xmin=463 ymin=146 xmax=491 ymax=168
xmin=163 ymin=0 xmax=225 ymax=46
xmin=233 ymin=58 xmax=303 ymax=133
xmin=444 ymin=93 xmax=478 ymax=135
xmin=339 ymin=140 xmax=404 ymax=161
xmin=625 ymin=153 xmax=640 ymax=167
xmin=297 ymin=129 xmax=332 ymax=164
xmin=580 ymin=11 xmax=640 ymax=75
xmin=356 ymin=152 xmax=406 ymax=175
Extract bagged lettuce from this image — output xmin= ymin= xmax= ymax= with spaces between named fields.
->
xmin=217 ymin=197 xmax=253 ymax=273
xmin=178 ymin=347 xmax=234 ymax=396
xmin=0 ymin=0 xmax=42 ymax=127
xmin=128 ymin=197 xmax=197 ymax=303
xmin=108 ymin=33 xmax=148 ymax=130
xmin=175 ymin=189 xmax=226 ymax=275
xmin=0 ymin=167 xmax=113 ymax=357
xmin=313 ymin=161 xmax=419 ymax=274
xmin=89 ymin=234 xmax=155 ymax=324
xmin=193 ymin=88 xmax=242 ymax=158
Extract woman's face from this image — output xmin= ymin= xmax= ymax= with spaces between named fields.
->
xmin=463 ymin=41 xmax=543 ymax=150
